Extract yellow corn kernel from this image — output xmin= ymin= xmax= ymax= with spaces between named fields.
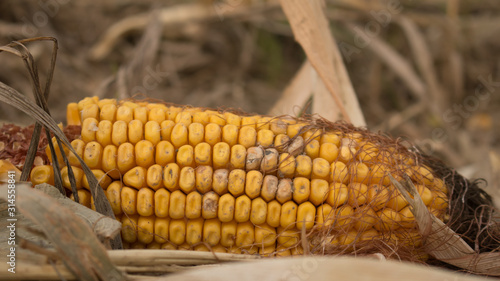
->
xmin=98 ymin=98 xmax=116 ymax=107
xmin=213 ymin=142 xmax=230 ymax=169
xmin=416 ymin=184 xmax=433 ymax=206
xmin=81 ymin=103 xmax=99 ymax=122
xmin=161 ymin=243 xmax=176 ymax=250
xmin=349 ymin=162 xmax=369 ymax=184
xmin=241 ymin=116 xmax=258 ymax=128
xmin=205 ymin=123 xmax=222 ymax=147
xmin=305 ymin=139 xmax=320 ymax=159
xmin=169 ymin=219 xmax=186 ymax=245
xmin=367 ymin=184 xmax=390 ymax=211
xmin=274 ymin=134 xmax=290 ymax=153
xmin=261 ymin=175 xmax=278 ymax=202
xmin=123 ymin=166 xmax=146 ymax=189
xmin=135 ymin=140 xmax=155 ymax=168
xmin=202 ymin=191 xmax=219 ymax=219
xmin=67 ymin=103 xmax=81 ymax=126
xmin=245 ymin=170 xmax=263 ymax=199
xmin=204 ymin=218 xmax=222 ymax=246
xmin=193 ymin=111 xmax=209 ymax=125
xmin=82 ymin=169 xmax=112 ymax=190
xmin=155 ymin=141 xmax=175 ymax=166
xmin=121 ymin=215 xmax=138 ymax=243
xmin=331 ymin=161 xmax=349 ymax=184
xmin=163 ymin=163 xmax=180 ymax=192
xmin=255 ymin=223 xmax=277 ymax=247
xmin=220 ymin=220 xmax=237 ymax=247
xmin=100 ymin=103 xmax=117 ymax=123
xmin=218 ymin=193 xmax=235 ymax=222
xmin=177 ymin=145 xmax=194 ymax=168
xmin=296 ymin=202 xmax=316 ymax=230
xmin=70 ymin=189 xmax=91 ymax=208
xmin=68 ymin=139 xmax=85 ymax=167
xmin=81 ymin=117 xmax=98 ymax=143
xmin=187 ymin=123 xmax=204 ymax=146
xmin=277 ymin=227 xmax=299 ymax=248
xmin=327 ymin=182 xmax=348 ymax=207
xmin=276 ymin=178 xmax=292 ymax=204
xmin=230 ymin=144 xmax=246 ymax=169
xmin=251 ymin=198 xmax=267 ymax=225
xmin=179 ymin=167 xmax=195 ymax=193
xmin=186 ymin=218 xmax=204 ymax=245
xmin=45 ymin=136 xmax=69 ymax=165
xmin=310 ymin=179 xmax=329 ymax=206
xmin=154 ymin=188 xmax=170 ymax=217
xmin=144 ymin=121 xmax=161 ymax=146
xmin=117 ymin=143 xmax=136 ymax=174
xmin=347 ymin=182 xmax=369 ymax=207
xmin=278 ymin=153 xmax=295 ymax=178
xmin=228 ymin=169 xmax=246 ymax=197
xmin=133 ymin=106 xmax=148 ymax=124
xmin=137 ymin=216 xmax=155 ymax=244
xmin=83 ymin=141 xmax=103 ymax=170
xmin=171 ymin=123 xmax=188 ymax=148
xmin=111 ymin=120 xmax=128 ymax=146
xmin=375 ymin=208 xmax=402 ymax=231
xmin=175 ymin=111 xmax=192 ymax=127
xmin=147 ymin=241 xmax=162 ymax=249
xmin=257 ymin=129 xmax=275 ymax=148
xmin=256 ymin=117 xmax=271 ymax=130
xmin=287 ymin=123 xmax=307 ymax=138
xmin=194 ymin=142 xmax=212 ymax=166
xmin=101 ymin=145 xmax=119 ymax=179
xmin=316 ymin=204 xmax=333 ymax=227
xmin=137 ymin=187 xmax=155 ymax=216
xmin=121 ymin=186 xmax=138 ymax=215
xmin=77 ymin=97 xmax=96 ymax=111
xmin=223 ymin=112 xmax=241 ymax=127
xmin=160 ymin=120 xmax=175 ymax=142
xmin=338 ymin=145 xmax=356 ymax=163
xmin=320 ymin=132 xmax=340 ymax=146
xmin=387 ymin=187 xmax=408 ymax=211
xmin=209 ymin=113 xmax=226 ymax=126
xmin=294 ymin=155 xmax=312 ymax=179
xmin=146 ymin=164 xmax=163 ymax=190
xmin=116 ymin=105 xmax=133 ymax=123
xmin=96 ymin=120 xmax=112 ymax=147
xmin=280 ymin=201 xmax=298 ymax=228
xmin=236 ymin=221 xmax=255 ymax=248
xmin=169 ymin=190 xmax=186 ymax=219
xmin=148 ymin=107 xmax=165 ymax=123
xmin=292 ymin=177 xmax=310 ymax=204
xmin=276 ymin=247 xmax=292 ymax=257
xmin=333 ymin=205 xmax=354 ymax=228
xmin=106 ymin=181 xmax=122 ymax=215
xmin=260 ymin=148 xmax=278 ymax=175
xmin=353 ymin=206 xmax=377 ymax=231
xmin=368 ymin=164 xmax=391 ymax=186
xmin=213 ymin=169 xmax=229 ymax=195
xmin=166 ymin=106 xmax=182 ymax=121
xmin=195 ymin=166 xmax=213 ymax=193
xmin=311 ymin=158 xmax=330 ymax=180
xmin=430 ymin=190 xmax=448 ymax=211
xmin=411 ymin=165 xmax=435 ymax=186
xmin=154 ymin=217 xmax=170 ymax=243
xmin=266 ymin=200 xmax=281 ymax=228
xmin=128 ymin=120 xmax=144 ymax=145
xmin=238 ymin=126 xmax=257 ymax=149
xmin=319 ymin=143 xmax=339 ymax=164
xmin=221 ymin=124 xmax=239 ymax=147
xmin=399 ymin=206 xmax=416 ymax=228
xmin=146 ymin=103 xmax=167 ymax=110
xmin=30 ymin=165 xmax=54 ymax=186
xmin=303 ymin=129 xmax=321 ymax=142
xmin=234 ymin=195 xmax=251 ymax=222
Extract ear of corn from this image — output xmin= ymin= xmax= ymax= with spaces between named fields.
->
xmin=31 ymin=97 xmax=449 ymax=256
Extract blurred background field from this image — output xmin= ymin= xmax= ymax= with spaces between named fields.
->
xmin=0 ymin=0 xmax=499 ymax=205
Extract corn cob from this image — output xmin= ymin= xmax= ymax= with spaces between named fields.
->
xmin=39 ymin=97 xmax=450 ymax=256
